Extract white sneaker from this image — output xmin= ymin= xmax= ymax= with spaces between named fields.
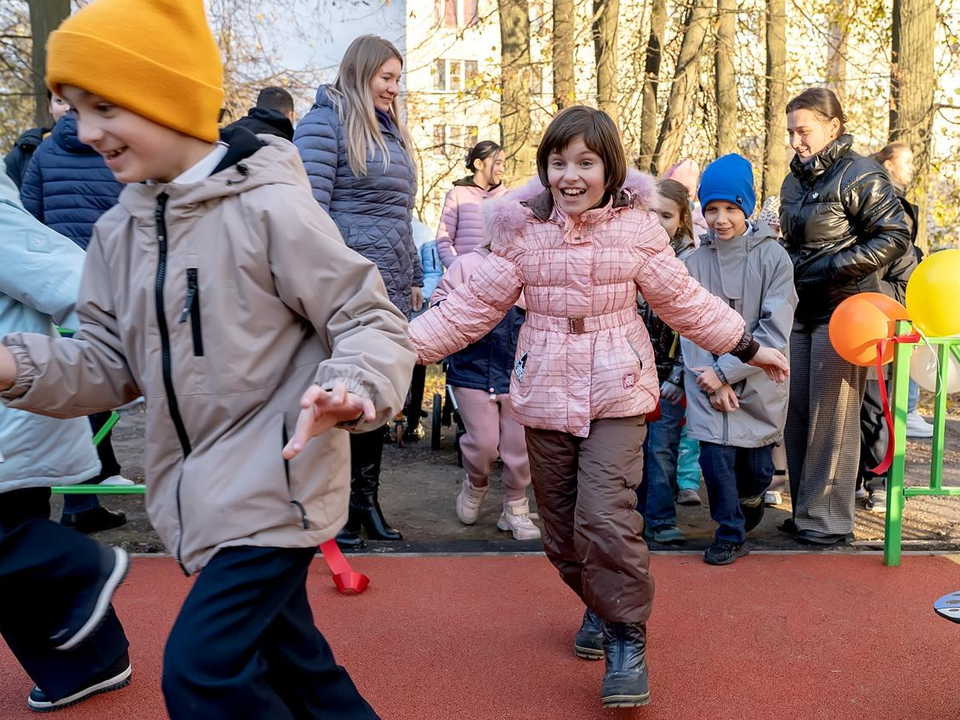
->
xmin=905 ymin=411 xmax=933 ymax=439
xmin=764 ymin=491 xmax=782 ymax=506
xmin=99 ymin=475 xmax=136 ymax=486
xmin=456 ymin=478 xmax=488 ymax=525
xmin=855 ymin=486 xmax=868 ymax=501
xmin=496 ymin=498 xmax=542 ymax=541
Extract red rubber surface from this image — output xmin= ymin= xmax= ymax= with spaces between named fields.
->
xmin=2 ymin=553 xmax=959 ymax=719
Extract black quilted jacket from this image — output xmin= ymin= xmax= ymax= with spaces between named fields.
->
xmin=779 ymin=135 xmax=911 ymax=326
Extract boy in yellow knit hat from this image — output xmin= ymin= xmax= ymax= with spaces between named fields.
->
xmin=0 ymin=0 xmax=415 ymax=717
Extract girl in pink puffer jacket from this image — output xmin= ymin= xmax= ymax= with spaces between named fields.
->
xmin=409 ymin=107 xmax=788 ymax=710
xmin=435 ymin=141 xmax=508 ymax=267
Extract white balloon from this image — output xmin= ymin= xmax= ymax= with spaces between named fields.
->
xmin=909 ymin=343 xmax=960 ymax=393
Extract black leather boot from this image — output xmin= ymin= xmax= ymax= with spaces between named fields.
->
xmin=573 ymin=607 xmax=604 ymax=660
xmin=600 ymin=622 xmax=650 ymax=708
xmin=334 ymin=527 xmax=364 ymax=550
xmin=348 ymin=429 xmax=402 ymax=541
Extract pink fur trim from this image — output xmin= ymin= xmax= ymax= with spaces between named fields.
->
xmin=482 ymin=170 xmax=658 ymax=244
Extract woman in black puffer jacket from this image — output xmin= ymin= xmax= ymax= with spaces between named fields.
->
xmin=779 ymin=88 xmax=911 ymax=546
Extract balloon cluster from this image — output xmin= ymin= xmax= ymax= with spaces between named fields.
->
xmin=829 ymin=250 xmax=960 ymax=391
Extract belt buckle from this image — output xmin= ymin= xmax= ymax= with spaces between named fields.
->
xmin=568 ymin=317 xmax=586 ymax=334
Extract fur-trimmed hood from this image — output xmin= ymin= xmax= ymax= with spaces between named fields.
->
xmin=482 ymin=169 xmax=658 ymax=245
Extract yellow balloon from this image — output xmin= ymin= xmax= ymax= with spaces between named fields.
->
xmin=906 ymin=249 xmax=960 ymax=337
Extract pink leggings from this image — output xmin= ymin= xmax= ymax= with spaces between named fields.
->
xmin=452 ymin=387 xmax=531 ymax=502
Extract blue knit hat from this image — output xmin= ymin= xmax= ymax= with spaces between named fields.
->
xmin=698 ymin=154 xmax=756 ymax=218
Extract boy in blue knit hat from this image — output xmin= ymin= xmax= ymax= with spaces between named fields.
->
xmin=681 ymin=154 xmax=798 ymax=565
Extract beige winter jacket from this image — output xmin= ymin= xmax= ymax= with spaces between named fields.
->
xmin=1 ymin=136 xmax=415 ymax=573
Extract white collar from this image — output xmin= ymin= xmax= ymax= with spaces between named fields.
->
xmin=171 ymin=142 xmax=229 ymax=184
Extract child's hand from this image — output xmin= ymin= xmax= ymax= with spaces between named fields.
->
xmin=659 ymin=381 xmax=684 ymax=403
xmin=747 ymin=347 xmax=790 ymax=383
xmin=282 ymin=383 xmax=376 ymax=460
xmin=411 ymin=286 xmax=424 ymax=312
xmin=0 ymin=345 xmax=15 ymax=392
xmin=709 ymin=385 xmax=740 ymax=413
xmin=693 ymin=366 xmax=723 ymax=394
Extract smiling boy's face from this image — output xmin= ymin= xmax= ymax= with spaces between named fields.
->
xmin=703 ymin=201 xmax=747 ymax=241
xmin=60 ymin=85 xmax=210 ymax=184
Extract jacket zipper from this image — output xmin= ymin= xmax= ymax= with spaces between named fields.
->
xmin=178 ymin=268 xmax=204 ymax=356
xmin=155 ymin=193 xmax=192 ymax=569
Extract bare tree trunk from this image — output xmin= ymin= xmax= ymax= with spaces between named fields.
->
xmin=715 ymin=0 xmax=737 ymax=156
xmin=890 ymin=0 xmax=935 ymax=251
xmin=638 ymin=0 xmax=666 ymax=171
xmin=500 ymin=0 xmax=536 ymax=178
xmin=825 ymin=0 xmax=848 ymax=101
xmin=553 ymin=0 xmax=575 ymax=110
xmin=593 ymin=0 xmax=619 ymax=126
xmin=653 ymin=0 xmax=711 ymax=173
xmin=27 ymin=0 xmax=71 ymax=127
xmin=762 ymin=0 xmax=787 ymax=202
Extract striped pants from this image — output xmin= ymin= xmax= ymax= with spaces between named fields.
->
xmin=784 ymin=324 xmax=867 ymax=535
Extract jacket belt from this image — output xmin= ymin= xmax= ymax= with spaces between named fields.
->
xmin=525 ymin=307 xmax=638 ymax=334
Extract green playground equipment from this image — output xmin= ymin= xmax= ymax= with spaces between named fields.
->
xmin=884 ymin=319 xmax=960 ymax=566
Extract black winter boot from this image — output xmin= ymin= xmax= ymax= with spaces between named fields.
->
xmin=573 ymin=607 xmax=604 ymax=660
xmin=334 ymin=527 xmax=364 ymax=550
xmin=347 ymin=429 xmax=402 ymax=541
xmin=600 ymin=622 xmax=650 ymax=708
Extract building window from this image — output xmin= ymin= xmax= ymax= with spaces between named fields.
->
xmin=433 ymin=124 xmax=480 ymax=156
xmin=434 ymin=60 xmax=446 ymax=91
xmin=434 ymin=59 xmax=480 ymax=92
xmin=435 ymin=0 xmax=481 ymax=29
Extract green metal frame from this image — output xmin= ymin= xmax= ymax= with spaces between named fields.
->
xmin=50 ymin=410 xmax=142 ymax=495
xmin=884 ymin=319 xmax=960 ymax=566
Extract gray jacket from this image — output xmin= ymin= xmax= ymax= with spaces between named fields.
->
xmin=294 ymin=85 xmax=422 ymax=317
xmin=681 ymin=223 xmax=798 ymax=447
xmin=0 ymin=168 xmax=100 ymax=491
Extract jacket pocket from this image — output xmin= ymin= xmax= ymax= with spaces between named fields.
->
xmin=178 ymin=268 xmax=204 ymax=357
xmin=626 ymin=340 xmax=644 ymax=371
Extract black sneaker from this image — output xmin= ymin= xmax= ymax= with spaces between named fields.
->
xmin=703 ymin=540 xmax=749 ymax=566
xmin=50 ymin=546 xmax=128 ymax=651
xmin=61 ymin=507 xmax=127 ymax=534
xmin=28 ymin=652 xmax=131 ymax=712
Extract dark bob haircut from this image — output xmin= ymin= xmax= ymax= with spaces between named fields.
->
xmin=536 ymin=106 xmax=626 ymax=195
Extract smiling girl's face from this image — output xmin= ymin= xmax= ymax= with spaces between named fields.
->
xmin=546 ymin=136 xmax=606 ymax=221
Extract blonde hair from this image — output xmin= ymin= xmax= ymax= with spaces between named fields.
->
xmin=327 ymin=35 xmax=414 ymax=177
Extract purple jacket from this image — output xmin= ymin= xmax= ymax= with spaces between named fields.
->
xmin=435 ymin=177 xmax=507 ymax=267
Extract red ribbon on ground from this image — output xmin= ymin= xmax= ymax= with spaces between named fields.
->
xmin=319 ymin=540 xmax=370 ymax=594
xmin=869 ymin=331 xmax=921 ymax=475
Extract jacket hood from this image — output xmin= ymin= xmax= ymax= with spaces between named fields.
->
xmin=14 ymin=126 xmax=49 ymax=150
xmin=482 ymin=169 xmax=658 ymax=245
xmin=314 ymin=84 xmax=337 ymax=112
xmin=790 ymin=133 xmax=854 ymax=183
xmin=698 ymin=222 xmax=779 ymax=300
xmin=118 ymin=132 xmax=309 ymax=218
xmin=453 ymin=176 xmax=503 ymax=192
xmin=245 ymin=107 xmax=295 ymax=139
xmin=53 ymin=113 xmax=98 ymax=155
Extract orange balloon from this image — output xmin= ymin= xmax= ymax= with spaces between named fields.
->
xmin=828 ymin=293 xmax=910 ymax=366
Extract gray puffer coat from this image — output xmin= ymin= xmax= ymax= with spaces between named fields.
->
xmin=294 ymin=85 xmax=422 ymax=317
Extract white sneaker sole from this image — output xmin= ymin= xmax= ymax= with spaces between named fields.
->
xmin=496 ymin=516 xmax=542 ymax=541
xmin=28 ymin=664 xmax=131 ymax=711
xmin=55 ymin=548 xmax=129 ymax=651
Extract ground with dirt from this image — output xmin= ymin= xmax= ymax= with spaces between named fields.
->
xmin=66 ymin=382 xmax=960 ymax=556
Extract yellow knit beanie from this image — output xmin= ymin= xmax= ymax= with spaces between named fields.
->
xmin=46 ymin=0 xmax=225 ymax=143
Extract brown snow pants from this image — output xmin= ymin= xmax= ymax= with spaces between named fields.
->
xmin=524 ymin=416 xmax=654 ymax=623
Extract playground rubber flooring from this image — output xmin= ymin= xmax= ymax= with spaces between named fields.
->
xmin=1 ymin=552 xmax=958 ymax=719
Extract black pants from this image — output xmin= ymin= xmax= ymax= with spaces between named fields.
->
xmin=0 ymin=488 xmax=129 ymax=700
xmin=162 ymin=546 xmax=378 ymax=719
xmin=859 ymin=377 xmax=888 ymax=492
xmin=402 ymin=364 xmax=427 ymax=425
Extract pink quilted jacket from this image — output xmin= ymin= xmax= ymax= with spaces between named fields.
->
xmin=435 ymin=179 xmax=508 ymax=267
xmin=410 ymin=171 xmax=746 ymax=437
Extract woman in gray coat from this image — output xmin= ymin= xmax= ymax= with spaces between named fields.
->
xmin=295 ymin=35 xmax=421 ymax=547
